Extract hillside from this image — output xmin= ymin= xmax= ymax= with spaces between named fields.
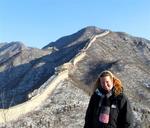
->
xmin=0 ymin=26 xmax=149 ymax=128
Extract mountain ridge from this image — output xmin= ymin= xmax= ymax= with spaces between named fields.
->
xmin=0 ymin=26 xmax=149 ymax=127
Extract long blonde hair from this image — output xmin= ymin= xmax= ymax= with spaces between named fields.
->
xmin=93 ymin=70 xmax=123 ymax=96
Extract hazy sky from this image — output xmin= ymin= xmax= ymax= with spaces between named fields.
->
xmin=0 ymin=0 xmax=150 ymax=48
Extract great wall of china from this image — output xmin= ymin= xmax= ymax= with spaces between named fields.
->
xmin=0 ymin=30 xmax=110 ymax=123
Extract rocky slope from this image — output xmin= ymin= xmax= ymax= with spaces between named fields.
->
xmin=2 ymin=80 xmax=89 ymax=128
xmin=0 ymin=42 xmax=49 ymax=107
xmin=0 ymin=26 xmax=149 ymax=128
xmin=0 ymin=27 xmax=105 ymax=108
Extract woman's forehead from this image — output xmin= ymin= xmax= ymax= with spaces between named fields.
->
xmin=100 ymin=76 xmax=112 ymax=80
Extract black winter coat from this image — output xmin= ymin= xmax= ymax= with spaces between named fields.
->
xmin=84 ymin=89 xmax=133 ymax=128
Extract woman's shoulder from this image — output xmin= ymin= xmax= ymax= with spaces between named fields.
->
xmin=115 ymin=92 xmax=131 ymax=108
xmin=115 ymin=92 xmax=128 ymax=100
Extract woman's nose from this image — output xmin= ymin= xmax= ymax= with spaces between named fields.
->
xmin=104 ymin=82 xmax=107 ymax=86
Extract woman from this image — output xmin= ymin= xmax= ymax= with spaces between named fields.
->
xmin=84 ymin=70 xmax=133 ymax=128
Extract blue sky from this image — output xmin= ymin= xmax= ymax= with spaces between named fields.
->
xmin=0 ymin=0 xmax=150 ymax=48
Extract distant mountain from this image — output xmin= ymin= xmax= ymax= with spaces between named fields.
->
xmin=0 ymin=27 xmax=149 ymax=128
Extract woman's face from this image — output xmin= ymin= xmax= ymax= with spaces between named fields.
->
xmin=100 ymin=76 xmax=113 ymax=92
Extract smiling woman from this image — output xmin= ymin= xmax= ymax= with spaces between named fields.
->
xmin=99 ymin=71 xmax=114 ymax=92
xmin=84 ymin=70 xmax=133 ymax=128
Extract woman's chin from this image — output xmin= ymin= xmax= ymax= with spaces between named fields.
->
xmin=105 ymin=88 xmax=111 ymax=92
